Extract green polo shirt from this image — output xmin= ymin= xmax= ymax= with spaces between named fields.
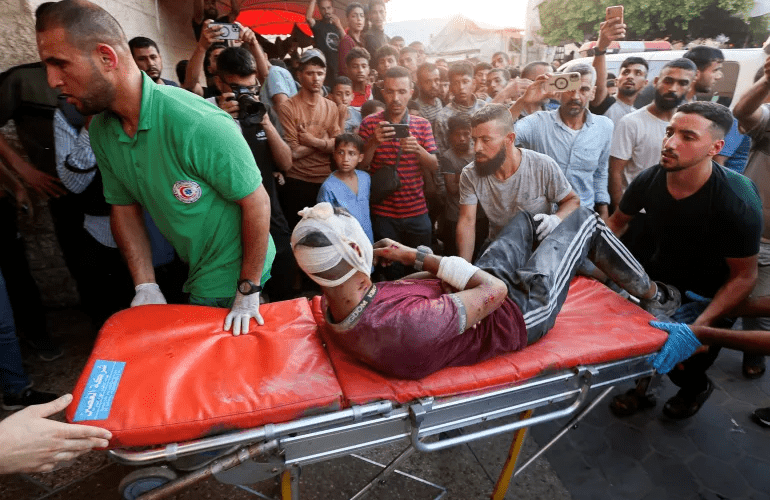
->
xmin=90 ymin=73 xmax=275 ymax=299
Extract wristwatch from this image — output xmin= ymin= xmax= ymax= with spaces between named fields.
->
xmin=414 ymin=245 xmax=433 ymax=271
xmin=593 ymin=47 xmax=607 ymax=56
xmin=237 ymin=279 xmax=262 ymax=295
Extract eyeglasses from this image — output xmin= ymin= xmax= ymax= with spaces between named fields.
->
xmin=227 ymin=83 xmax=260 ymax=94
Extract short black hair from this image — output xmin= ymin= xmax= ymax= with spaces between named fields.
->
xmin=417 ymin=62 xmax=438 ymax=78
xmin=334 ymin=76 xmax=353 ymax=88
xmin=448 ymin=61 xmax=474 ymax=80
xmin=399 ymin=46 xmax=418 ymax=57
xmin=492 ymin=52 xmax=510 ymax=63
xmin=474 ymin=62 xmax=492 ymax=74
xmin=374 ymin=45 xmax=399 ymax=65
xmin=368 ymin=0 xmax=386 ymax=10
xmin=471 ymin=104 xmax=514 ymax=134
xmin=384 ymin=66 xmax=411 ymax=83
xmin=361 ymin=99 xmax=385 ymax=118
xmin=335 ymin=133 xmax=364 ymax=153
xmin=128 ymin=36 xmax=159 ymax=55
xmin=677 ymin=101 xmax=733 ymax=139
xmin=487 ymin=68 xmax=509 ymax=81
xmin=620 ymin=56 xmax=649 ymax=72
xmin=217 ymin=47 xmax=256 ymax=77
xmin=35 ymin=0 xmax=126 ymax=51
xmin=346 ymin=46 xmax=371 ymax=67
xmin=390 ymin=35 xmax=404 ymax=43
xmin=662 ymin=57 xmax=698 ymax=73
xmin=447 ymin=113 xmax=472 ymax=133
xmin=521 ymin=61 xmax=550 ymax=80
xmin=346 ymin=2 xmax=364 ymax=16
xmin=407 ymin=100 xmax=420 ymax=113
xmin=683 ymin=46 xmax=724 ymax=70
xmin=204 ymin=42 xmax=228 ymax=77
xmin=175 ymin=59 xmax=188 ymax=84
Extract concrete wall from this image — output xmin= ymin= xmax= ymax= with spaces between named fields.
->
xmin=0 ymin=0 xmax=198 ymax=307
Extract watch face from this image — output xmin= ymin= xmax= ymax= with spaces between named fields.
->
xmin=238 ymin=281 xmax=251 ymax=294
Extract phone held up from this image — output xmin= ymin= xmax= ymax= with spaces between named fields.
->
xmin=605 ymin=5 xmax=623 ymax=23
xmin=544 ymin=72 xmax=582 ymax=93
xmin=210 ymin=22 xmax=240 ymax=40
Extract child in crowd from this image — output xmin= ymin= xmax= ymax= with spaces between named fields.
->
xmin=317 ymin=134 xmax=373 ymax=242
xmin=407 ymin=100 xmax=422 ymax=117
xmin=329 ymin=76 xmax=362 ymax=134
xmin=345 ymin=47 xmax=372 ymax=108
xmin=361 ymin=99 xmax=385 ymax=120
xmin=440 ymin=114 xmax=487 ymax=257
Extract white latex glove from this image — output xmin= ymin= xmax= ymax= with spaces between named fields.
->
xmin=533 ymin=213 xmax=561 ymax=241
xmin=224 ymin=291 xmax=264 ymax=335
xmin=130 ymin=283 xmax=167 ymax=307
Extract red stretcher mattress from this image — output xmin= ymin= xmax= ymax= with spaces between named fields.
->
xmin=66 ymin=277 xmax=667 ymax=448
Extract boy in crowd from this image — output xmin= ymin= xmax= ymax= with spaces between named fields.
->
xmin=371 ymin=45 xmax=399 ymax=101
xmin=398 ymin=46 xmax=419 ymax=80
xmin=361 ymin=99 xmax=385 ymax=119
xmin=434 ymin=62 xmax=487 ymax=153
xmin=345 ymin=47 xmax=372 ymax=108
xmin=474 ymin=62 xmax=492 ymax=101
xmin=440 ymin=114 xmax=484 ymax=257
xmin=317 ymin=134 xmax=373 ymax=242
xmin=330 ymin=76 xmax=362 ymax=134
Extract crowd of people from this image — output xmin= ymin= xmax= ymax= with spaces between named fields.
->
xmin=4 ymin=0 xmax=770 ymax=476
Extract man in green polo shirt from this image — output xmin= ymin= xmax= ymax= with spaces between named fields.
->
xmin=35 ymin=0 xmax=275 ymax=335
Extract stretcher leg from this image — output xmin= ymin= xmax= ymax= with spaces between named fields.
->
xmin=512 ymin=385 xmax=615 ymax=479
xmin=491 ymin=409 xmax=533 ymax=500
xmin=349 ymin=445 xmax=417 ymax=500
xmin=281 ymin=466 xmax=300 ymax=500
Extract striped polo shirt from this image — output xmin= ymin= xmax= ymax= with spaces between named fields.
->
xmin=359 ymin=110 xmax=438 ymax=218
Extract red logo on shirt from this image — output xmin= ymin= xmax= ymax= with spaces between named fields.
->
xmin=172 ymin=181 xmax=202 ymax=204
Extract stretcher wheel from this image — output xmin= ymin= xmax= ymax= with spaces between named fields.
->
xmin=118 ymin=466 xmax=178 ymax=500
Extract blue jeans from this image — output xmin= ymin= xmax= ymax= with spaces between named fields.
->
xmin=0 ymin=269 xmax=30 ymax=395
xmin=373 ymin=213 xmax=432 ymax=280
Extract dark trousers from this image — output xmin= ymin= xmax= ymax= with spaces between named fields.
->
xmin=0 ymin=201 xmax=50 ymax=342
xmin=373 ymin=213 xmax=432 ymax=280
xmin=476 ymin=207 xmax=652 ymax=344
xmin=280 ymin=177 xmax=322 ymax=231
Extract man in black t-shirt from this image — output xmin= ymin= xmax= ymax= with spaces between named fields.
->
xmin=363 ymin=0 xmax=389 ymax=57
xmin=609 ymin=101 xmax=762 ymax=420
xmin=192 ymin=0 xmax=241 ymax=41
xmin=306 ymin=0 xmax=344 ymax=88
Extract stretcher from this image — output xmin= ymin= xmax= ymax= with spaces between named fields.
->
xmin=66 ymin=277 xmax=667 ymax=500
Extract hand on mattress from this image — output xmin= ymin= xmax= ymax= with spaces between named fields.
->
xmin=648 ymin=321 xmax=702 ymax=374
xmin=131 ymin=283 xmax=167 ymax=307
xmin=224 ymin=291 xmax=264 ymax=335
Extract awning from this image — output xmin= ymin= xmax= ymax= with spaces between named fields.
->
xmin=237 ymin=0 xmax=385 ymax=36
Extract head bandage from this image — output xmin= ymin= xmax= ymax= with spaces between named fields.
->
xmin=291 ymin=203 xmax=373 ymax=287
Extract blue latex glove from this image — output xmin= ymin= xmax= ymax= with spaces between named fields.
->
xmin=671 ymin=291 xmax=712 ymax=323
xmin=648 ymin=321 xmax=702 ymax=374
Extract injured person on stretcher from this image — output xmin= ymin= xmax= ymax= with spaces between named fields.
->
xmin=291 ymin=202 xmax=674 ymax=380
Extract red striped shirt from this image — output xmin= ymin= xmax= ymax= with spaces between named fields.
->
xmin=359 ymin=111 xmax=438 ymax=218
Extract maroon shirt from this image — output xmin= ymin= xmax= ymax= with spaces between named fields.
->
xmin=324 ymin=279 xmax=527 ymax=379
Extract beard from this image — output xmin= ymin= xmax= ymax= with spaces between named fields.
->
xmin=73 ymin=62 xmax=116 ymax=115
xmin=204 ymin=7 xmax=219 ymax=19
xmin=618 ymin=86 xmax=637 ymax=97
xmin=475 ymin=144 xmax=507 ymax=177
xmin=653 ymin=89 xmax=685 ymax=111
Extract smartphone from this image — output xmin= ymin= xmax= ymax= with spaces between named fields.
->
xmin=544 ymin=72 xmax=582 ymax=93
xmin=606 ymin=5 xmax=623 ymax=23
xmin=391 ymin=123 xmax=410 ymax=138
xmin=210 ymin=22 xmax=241 ymax=40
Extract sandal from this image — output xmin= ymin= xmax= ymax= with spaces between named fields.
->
xmin=662 ymin=377 xmax=714 ymax=420
xmin=742 ymin=353 xmax=766 ymax=380
xmin=610 ymin=388 xmax=657 ymax=417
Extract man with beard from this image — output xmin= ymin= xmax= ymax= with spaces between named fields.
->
xmin=456 ymin=105 xmax=579 ymax=263
xmin=608 ymin=101 xmax=762 ymax=419
xmin=128 ymin=37 xmax=178 ymax=86
xmin=192 ymin=0 xmax=241 ymax=42
xmin=513 ymin=63 xmax=613 ymax=219
xmin=306 ymin=0 xmax=344 ymax=88
xmin=609 ymin=58 xmax=696 ymax=209
xmin=415 ymin=63 xmax=443 ymax=127
xmin=37 ymin=0 xmax=275 ymax=335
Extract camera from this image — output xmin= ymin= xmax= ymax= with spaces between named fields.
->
xmin=544 ymin=72 xmax=582 ymax=93
xmin=229 ymin=84 xmax=267 ymax=126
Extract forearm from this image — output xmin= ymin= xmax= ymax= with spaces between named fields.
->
xmin=0 ymin=134 xmax=31 ymax=175
xmin=249 ymin=42 xmax=270 ymax=83
xmin=592 ymin=54 xmax=608 ymax=106
xmin=456 ymin=218 xmax=476 ymax=262
xmin=692 ymin=325 xmax=770 ymax=354
xmin=554 ymin=195 xmax=580 ymax=220
xmin=608 ymin=161 xmax=626 ymax=209
xmin=184 ymin=46 xmax=207 ymax=95
xmin=694 ymin=274 xmax=757 ymax=326
xmin=417 ymin=148 xmax=438 ymax=173
xmin=238 ymin=188 xmax=271 ymax=283
xmin=508 ymin=99 xmax=527 ymax=122
xmin=111 ymin=204 xmax=156 ymax=286
xmin=264 ymin=123 xmax=293 ymax=170
xmin=305 ymin=0 xmax=316 ymax=24
xmin=733 ymin=77 xmax=770 ymax=128
xmin=292 ymin=145 xmax=316 ymax=160
xmin=360 ymin=137 xmax=379 ymax=169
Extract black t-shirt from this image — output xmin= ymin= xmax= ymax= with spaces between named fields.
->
xmin=363 ymin=29 xmax=389 ymax=57
xmin=192 ymin=14 xmax=229 ymax=42
xmin=311 ymin=21 xmax=341 ymax=86
xmin=589 ymin=95 xmax=615 ymax=115
xmin=619 ymin=163 xmax=763 ymax=297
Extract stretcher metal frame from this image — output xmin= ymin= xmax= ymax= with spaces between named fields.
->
xmin=108 ymin=354 xmax=655 ymax=500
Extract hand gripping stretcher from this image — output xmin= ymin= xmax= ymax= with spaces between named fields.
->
xmin=66 ymin=277 xmax=667 ymax=499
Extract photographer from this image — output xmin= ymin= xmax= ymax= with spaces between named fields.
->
xmin=211 ymin=47 xmax=295 ymax=301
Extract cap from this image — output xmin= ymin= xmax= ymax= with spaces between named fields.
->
xmin=299 ymin=48 xmax=326 ymax=66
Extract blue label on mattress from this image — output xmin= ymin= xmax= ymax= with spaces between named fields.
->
xmin=72 ymin=360 xmax=125 ymax=422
